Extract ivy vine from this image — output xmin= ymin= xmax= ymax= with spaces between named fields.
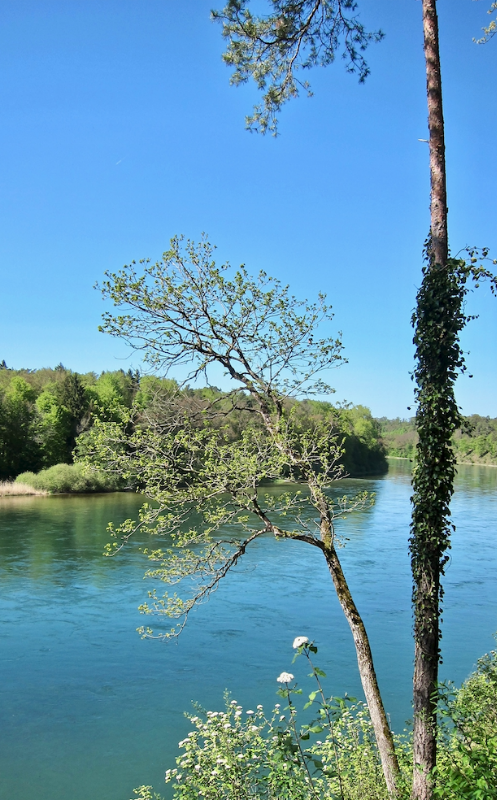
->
xmin=410 ymin=239 xmax=497 ymax=652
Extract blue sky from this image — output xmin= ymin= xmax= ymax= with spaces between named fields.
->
xmin=1 ymin=0 xmax=495 ymax=417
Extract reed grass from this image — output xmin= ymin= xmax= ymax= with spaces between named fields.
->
xmin=0 ymin=481 xmax=47 ymax=496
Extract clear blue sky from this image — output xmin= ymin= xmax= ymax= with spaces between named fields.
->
xmin=1 ymin=0 xmax=495 ymax=418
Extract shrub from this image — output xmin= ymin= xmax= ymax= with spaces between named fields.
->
xmin=137 ymin=639 xmax=497 ymax=800
xmin=153 ymin=640 xmax=412 ymax=800
xmin=435 ymin=645 xmax=497 ymax=799
xmin=15 ymin=462 xmax=124 ymax=494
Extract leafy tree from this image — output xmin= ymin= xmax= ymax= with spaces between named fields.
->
xmin=87 ymin=370 xmax=137 ymax=421
xmin=211 ymin=3 xmax=497 ymax=797
xmin=0 ymin=376 xmax=41 ymax=480
xmin=85 ymin=235 xmax=401 ymax=793
xmin=35 ymin=389 xmax=73 ymax=467
xmin=474 ymin=1 xmax=497 ymax=43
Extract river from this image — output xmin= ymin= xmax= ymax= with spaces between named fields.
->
xmin=0 ymin=460 xmax=496 ymax=800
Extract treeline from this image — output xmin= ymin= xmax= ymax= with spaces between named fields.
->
xmin=0 ymin=362 xmax=387 ymax=483
xmin=378 ymin=415 xmax=497 ymax=465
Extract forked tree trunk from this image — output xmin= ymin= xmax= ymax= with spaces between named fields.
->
xmin=321 ymin=540 xmax=400 ymax=796
xmin=412 ymin=3 xmax=449 ymax=799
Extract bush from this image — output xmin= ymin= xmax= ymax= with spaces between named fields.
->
xmin=152 ymin=640 xmax=412 ymax=800
xmin=137 ymin=639 xmax=497 ymax=800
xmin=435 ymin=645 xmax=497 ymax=799
xmin=15 ymin=462 xmax=124 ymax=494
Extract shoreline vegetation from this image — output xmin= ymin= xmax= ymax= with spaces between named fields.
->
xmin=378 ymin=415 xmax=497 ymax=466
xmin=1 ymin=363 xmax=496 ymax=494
xmin=0 ymin=480 xmax=47 ymax=496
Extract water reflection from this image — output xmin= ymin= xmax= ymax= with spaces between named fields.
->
xmin=0 ymin=463 xmax=496 ymax=800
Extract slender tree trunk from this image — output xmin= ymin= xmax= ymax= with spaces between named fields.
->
xmin=411 ymin=3 xmax=449 ymax=799
xmin=322 ymin=540 xmax=400 ymax=796
xmin=423 ymin=0 xmax=448 ymax=269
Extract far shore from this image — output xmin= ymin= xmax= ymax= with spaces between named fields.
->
xmin=2 ymin=457 xmax=496 ymax=498
xmin=386 ymin=455 xmax=497 ymax=468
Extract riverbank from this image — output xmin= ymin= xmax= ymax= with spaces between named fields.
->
xmin=0 ymin=481 xmax=47 ymax=496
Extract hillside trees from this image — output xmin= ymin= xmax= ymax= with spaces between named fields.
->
xmin=212 ymin=2 xmax=496 ymax=798
xmin=0 ymin=366 xmax=141 ymax=479
xmin=0 ymin=377 xmax=40 ymax=480
xmin=85 ymin=236 xmax=401 ymax=794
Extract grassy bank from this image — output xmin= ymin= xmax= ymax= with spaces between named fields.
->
xmin=0 ymin=480 xmax=47 ymax=496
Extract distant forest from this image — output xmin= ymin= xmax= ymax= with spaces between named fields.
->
xmin=377 ymin=415 xmax=497 ymax=465
xmin=0 ymin=362 xmax=387 ymax=482
xmin=2 ymin=362 xmax=495 ymax=485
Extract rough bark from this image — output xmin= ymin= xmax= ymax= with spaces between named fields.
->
xmin=309 ymin=477 xmax=400 ymax=796
xmin=323 ymin=540 xmax=400 ymax=796
xmin=412 ymin=3 xmax=449 ymax=799
xmin=423 ymin=0 xmax=448 ymax=269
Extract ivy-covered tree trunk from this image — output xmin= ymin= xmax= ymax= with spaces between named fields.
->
xmin=411 ymin=3 xmax=452 ymax=798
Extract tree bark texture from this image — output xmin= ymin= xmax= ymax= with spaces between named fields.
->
xmin=412 ymin=4 xmax=449 ymax=800
xmin=423 ymin=0 xmax=448 ymax=269
xmin=323 ymin=542 xmax=400 ymax=796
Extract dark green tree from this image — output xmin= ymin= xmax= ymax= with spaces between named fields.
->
xmin=55 ymin=372 xmax=90 ymax=459
xmin=0 ymin=377 xmax=41 ymax=480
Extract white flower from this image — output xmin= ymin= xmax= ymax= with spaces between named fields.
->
xmin=293 ymin=636 xmax=309 ymax=649
xmin=257 ymin=704 xmax=263 ymax=710
xmin=275 ymin=704 xmax=280 ymax=709
xmin=246 ymin=710 xmax=254 ymax=715
xmin=250 ymin=725 xmax=258 ymax=731
xmin=235 ymin=711 xmax=242 ymax=717
xmin=277 ymin=672 xmax=294 ymax=683
xmin=194 ymin=765 xmax=201 ymax=772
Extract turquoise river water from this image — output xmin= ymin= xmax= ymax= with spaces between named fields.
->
xmin=0 ymin=460 xmax=496 ymax=800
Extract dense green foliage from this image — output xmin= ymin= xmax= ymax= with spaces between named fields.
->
xmin=133 ymin=640 xmax=497 ymax=800
xmin=0 ymin=362 xmax=139 ymax=481
xmin=435 ymin=644 xmax=497 ymax=799
xmin=16 ymin=462 xmax=123 ymax=494
xmin=0 ymin=361 xmax=387 ymax=485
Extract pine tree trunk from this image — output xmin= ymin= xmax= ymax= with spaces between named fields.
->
xmin=412 ymin=3 xmax=449 ymax=799
xmin=423 ymin=0 xmax=448 ymax=269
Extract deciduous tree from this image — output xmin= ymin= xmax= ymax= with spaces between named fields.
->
xmin=85 ymin=235 xmax=401 ymax=794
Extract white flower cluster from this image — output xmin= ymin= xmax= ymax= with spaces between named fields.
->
xmin=276 ymin=671 xmax=294 ymax=683
xmin=163 ymin=695 xmax=314 ymax=796
xmin=292 ymin=635 xmax=309 ymax=649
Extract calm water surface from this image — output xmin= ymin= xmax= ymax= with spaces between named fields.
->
xmin=1 ymin=461 xmax=496 ymax=800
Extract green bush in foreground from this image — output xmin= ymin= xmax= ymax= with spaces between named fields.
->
xmin=434 ymin=645 xmax=497 ymax=799
xmin=132 ymin=640 xmax=497 ymax=800
xmin=15 ymin=462 xmax=123 ymax=494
